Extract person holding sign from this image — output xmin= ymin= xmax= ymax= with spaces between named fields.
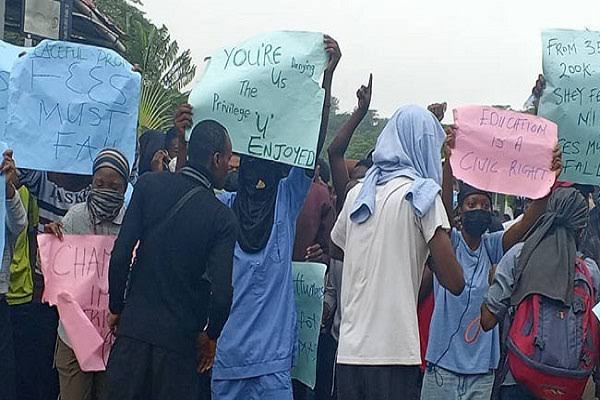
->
xmin=419 ymin=116 xmax=563 ymax=400
xmin=331 ymin=105 xmax=465 ymax=400
xmin=106 ymin=120 xmax=237 ymax=400
xmin=0 ymin=149 xmax=29 ymax=400
xmin=205 ymin=36 xmax=340 ymax=400
xmin=43 ymin=148 xmax=129 ymax=400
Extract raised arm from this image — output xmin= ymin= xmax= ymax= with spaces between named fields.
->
xmin=3 ymin=150 xmax=26 ymax=237
xmin=174 ymin=104 xmax=192 ymax=172
xmin=328 ymin=75 xmax=372 ymax=211
xmin=432 ymin=104 xmax=453 ymax=222
xmin=502 ymin=145 xmax=562 ymax=252
xmin=314 ymin=35 xmax=341 ymax=165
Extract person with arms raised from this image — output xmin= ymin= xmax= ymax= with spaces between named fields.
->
xmin=0 ymin=149 xmax=29 ymax=400
xmin=419 ymin=112 xmax=562 ymax=400
xmin=331 ymin=104 xmax=465 ymax=400
xmin=200 ymin=35 xmax=340 ymax=400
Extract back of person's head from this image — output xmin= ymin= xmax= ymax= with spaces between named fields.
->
xmin=548 ymin=187 xmax=589 ymax=246
xmin=372 ymin=105 xmax=445 ymax=184
xmin=316 ymin=159 xmax=331 ymax=184
xmin=188 ymin=120 xmax=232 ymax=189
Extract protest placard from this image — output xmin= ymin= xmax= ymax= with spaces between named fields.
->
xmin=0 ymin=40 xmax=25 ymax=135
xmin=539 ymin=29 xmax=600 ymax=185
xmin=451 ymin=106 xmax=557 ymax=199
xmin=39 ymin=234 xmax=116 ymax=371
xmin=291 ymin=262 xmax=326 ymax=389
xmin=188 ymin=31 xmax=327 ymax=168
xmin=5 ymin=40 xmax=141 ymax=175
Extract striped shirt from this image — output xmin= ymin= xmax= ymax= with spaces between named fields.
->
xmin=18 ymin=169 xmax=90 ymax=277
xmin=18 ymin=169 xmax=90 ymax=233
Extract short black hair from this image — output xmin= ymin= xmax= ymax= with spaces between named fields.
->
xmin=317 ymin=159 xmax=331 ymax=183
xmin=188 ymin=120 xmax=229 ymax=167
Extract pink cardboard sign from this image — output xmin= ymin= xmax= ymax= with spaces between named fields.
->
xmin=450 ymin=106 xmax=558 ymax=199
xmin=39 ymin=234 xmax=116 ymax=372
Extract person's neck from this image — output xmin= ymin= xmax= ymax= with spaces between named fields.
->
xmin=462 ymin=230 xmax=482 ymax=251
xmin=186 ymin=162 xmax=215 ymax=185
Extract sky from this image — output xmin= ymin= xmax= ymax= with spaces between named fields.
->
xmin=139 ymin=0 xmax=600 ymax=121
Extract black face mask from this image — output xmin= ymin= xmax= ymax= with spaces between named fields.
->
xmin=462 ymin=209 xmax=492 ymax=237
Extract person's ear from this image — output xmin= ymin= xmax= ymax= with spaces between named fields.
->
xmin=212 ymin=152 xmax=221 ymax=169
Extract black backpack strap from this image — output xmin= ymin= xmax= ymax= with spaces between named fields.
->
xmin=146 ymin=185 xmax=205 ymax=239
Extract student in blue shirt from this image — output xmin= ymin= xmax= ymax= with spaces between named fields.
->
xmin=420 ymin=127 xmax=562 ymax=400
xmin=210 ymin=36 xmax=341 ymax=400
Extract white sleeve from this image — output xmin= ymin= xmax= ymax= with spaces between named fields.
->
xmin=331 ymin=201 xmax=349 ymax=251
xmin=419 ymin=194 xmax=450 ymax=243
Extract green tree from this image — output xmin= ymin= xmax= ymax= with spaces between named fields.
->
xmin=95 ymin=0 xmax=196 ymax=133
xmin=322 ymin=97 xmax=387 ymax=161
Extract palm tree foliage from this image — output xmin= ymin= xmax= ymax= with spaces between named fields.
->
xmin=95 ymin=0 xmax=196 ymax=134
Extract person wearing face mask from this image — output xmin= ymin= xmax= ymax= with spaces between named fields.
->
xmin=44 ymin=148 xmax=130 ymax=400
xmin=419 ymin=126 xmax=562 ymax=400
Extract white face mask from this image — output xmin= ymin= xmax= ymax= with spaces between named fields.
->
xmin=169 ymin=157 xmax=177 ymax=173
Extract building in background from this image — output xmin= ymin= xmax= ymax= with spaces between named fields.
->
xmin=2 ymin=0 xmax=125 ymax=52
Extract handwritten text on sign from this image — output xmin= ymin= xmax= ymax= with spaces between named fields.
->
xmin=5 ymin=40 xmax=140 ymax=175
xmin=0 ymin=40 xmax=25 ymax=135
xmin=291 ymin=262 xmax=326 ymax=389
xmin=539 ymin=29 xmax=600 ymax=185
xmin=188 ymin=31 xmax=327 ymax=168
xmin=39 ymin=234 xmax=116 ymax=371
xmin=451 ymin=106 xmax=557 ymax=199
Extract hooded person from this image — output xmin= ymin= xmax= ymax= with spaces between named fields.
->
xmin=211 ymin=152 xmax=314 ymax=399
xmin=331 ymin=105 xmax=465 ymax=400
xmin=47 ymin=148 xmax=130 ymax=400
xmin=482 ymin=187 xmax=600 ymax=400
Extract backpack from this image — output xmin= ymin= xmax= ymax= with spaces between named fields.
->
xmin=507 ymin=257 xmax=600 ymax=400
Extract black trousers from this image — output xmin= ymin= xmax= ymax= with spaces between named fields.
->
xmin=0 ymin=297 xmax=16 ymax=400
xmin=10 ymin=302 xmax=60 ymax=400
xmin=106 ymin=336 xmax=200 ymax=400
xmin=336 ymin=364 xmax=421 ymax=400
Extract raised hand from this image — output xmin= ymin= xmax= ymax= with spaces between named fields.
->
xmin=357 ymin=74 xmax=373 ymax=115
xmin=174 ymin=104 xmax=194 ymax=138
xmin=443 ymin=126 xmax=457 ymax=161
xmin=551 ymin=144 xmax=562 ymax=178
xmin=2 ymin=149 xmax=17 ymax=199
xmin=428 ymin=102 xmax=448 ymax=122
xmin=324 ymin=35 xmax=341 ymax=74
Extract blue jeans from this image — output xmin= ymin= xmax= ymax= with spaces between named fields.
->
xmin=420 ymin=365 xmax=494 ymax=400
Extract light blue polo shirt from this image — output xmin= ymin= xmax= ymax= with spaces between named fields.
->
xmin=213 ymin=167 xmax=312 ymax=380
xmin=426 ymin=228 xmax=504 ymax=374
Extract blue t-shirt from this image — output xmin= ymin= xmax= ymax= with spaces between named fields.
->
xmin=425 ymin=228 xmax=504 ymax=374
xmin=213 ymin=167 xmax=312 ymax=380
